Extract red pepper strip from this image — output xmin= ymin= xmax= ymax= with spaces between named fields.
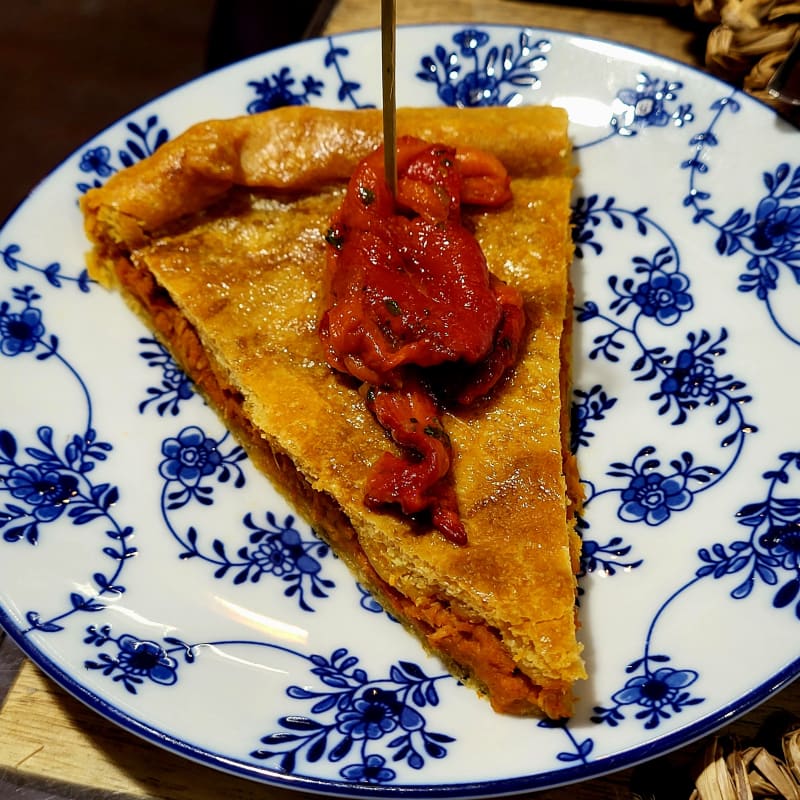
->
xmin=319 ymin=137 xmax=524 ymax=544
xmin=364 ymin=377 xmax=466 ymax=546
xmin=451 ymin=277 xmax=527 ymax=406
xmin=456 ymin=146 xmax=516 ymax=207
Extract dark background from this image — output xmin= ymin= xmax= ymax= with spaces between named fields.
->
xmin=0 ymin=0 xmax=334 ymax=225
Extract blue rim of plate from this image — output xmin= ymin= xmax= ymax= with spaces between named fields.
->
xmin=2 ymin=613 xmax=799 ymax=797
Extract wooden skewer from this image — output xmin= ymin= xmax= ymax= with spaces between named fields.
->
xmin=381 ymin=0 xmax=397 ymax=197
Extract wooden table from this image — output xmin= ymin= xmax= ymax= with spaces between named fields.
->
xmin=1 ymin=2 xmax=798 ymax=798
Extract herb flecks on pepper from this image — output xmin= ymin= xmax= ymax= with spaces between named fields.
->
xmin=318 ymin=136 xmax=524 ymax=545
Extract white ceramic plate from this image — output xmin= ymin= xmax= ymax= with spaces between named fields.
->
xmin=1 ymin=23 xmax=798 ymax=797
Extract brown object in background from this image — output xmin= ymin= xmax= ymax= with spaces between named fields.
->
xmin=693 ymin=0 xmax=800 ymax=120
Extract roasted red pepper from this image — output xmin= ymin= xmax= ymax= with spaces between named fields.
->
xmin=319 ymin=136 xmax=524 ymax=545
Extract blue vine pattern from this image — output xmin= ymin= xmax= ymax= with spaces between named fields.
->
xmin=253 ymin=650 xmax=453 ymax=782
xmin=158 ymin=424 xmax=247 ymax=507
xmin=180 ymin=511 xmax=335 ymax=612
xmin=592 ymin=448 xmax=800 ymax=730
xmin=698 ymin=451 xmax=800 ymax=619
xmin=138 ymin=340 xmax=334 ymax=610
xmin=2 ymin=244 xmax=91 ymax=292
xmin=0 ymin=286 xmax=135 ymax=633
xmin=137 ymin=337 xmax=196 ymax=417
xmin=573 ymin=193 xmax=757 ymax=526
xmin=578 ymin=72 xmax=695 ymax=150
xmin=538 ymin=717 xmax=594 ymax=766
xmin=323 ymin=38 xmax=373 ymax=109
xmin=83 ymin=625 xmax=453 ymax=786
xmin=570 ymin=384 xmax=617 ymax=453
xmin=577 ymin=517 xmax=643 ymax=578
xmin=567 ymin=106 xmax=783 ymax=733
xmin=157 ymin=424 xmax=335 ymax=611
xmin=681 ymin=94 xmax=800 ymax=345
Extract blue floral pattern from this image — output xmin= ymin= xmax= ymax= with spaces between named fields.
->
xmin=155 ymin=424 xmax=335 ymax=611
xmin=84 ymin=625 xmax=182 ymax=693
xmin=682 ymin=95 xmax=800 ymax=345
xmin=571 ymin=72 xmax=695 ymax=150
xmin=76 ymin=116 xmax=168 ymax=193
xmin=1 ymin=23 xmax=799 ymax=795
xmin=137 ymin=337 xmax=195 ymax=416
xmin=253 ymin=650 xmax=453 ymax=781
xmin=180 ymin=511 xmax=335 ymax=611
xmin=593 ymin=658 xmax=703 ymax=729
xmin=418 ymin=29 xmax=550 ymax=107
xmin=698 ymin=451 xmax=800 ymax=617
xmin=82 ymin=625 xmax=453 ymax=785
xmin=247 ymin=68 xmax=324 ymax=113
xmin=159 ymin=425 xmax=243 ymax=503
xmin=573 ymin=196 xmax=757 ymax=531
xmin=0 ymin=287 xmax=135 ymax=634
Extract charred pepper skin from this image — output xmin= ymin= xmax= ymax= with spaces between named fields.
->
xmin=319 ymin=136 xmax=524 ymax=545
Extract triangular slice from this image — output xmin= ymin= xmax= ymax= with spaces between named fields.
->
xmin=81 ymin=105 xmax=585 ymax=717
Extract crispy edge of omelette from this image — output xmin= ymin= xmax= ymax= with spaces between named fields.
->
xmin=80 ymin=106 xmax=585 ymax=717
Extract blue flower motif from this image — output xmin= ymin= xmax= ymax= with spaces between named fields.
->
xmin=246 ymin=68 xmax=323 ymax=114
xmin=658 ymin=347 xmax=717 ymax=400
xmin=6 ymin=465 xmax=79 ymax=522
xmin=340 ymin=754 xmax=396 ymax=784
xmin=683 ymin=113 xmax=800 ymax=345
xmin=751 ymin=196 xmax=800 ymax=253
xmin=252 ymin=525 xmax=322 ymax=579
xmin=632 ymin=269 xmax=693 ymax=325
xmin=252 ymin=652 xmax=452 ymax=782
xmin=84 ymin=627 xmax=189 ymax=693
xmin=418 ymin=28 xmax=549 ymax=108
xmin=611 ymin=666 xmax=698 ymax=711
xmin=0 ymin=306 xmax=44 ymax=355
xmin=615 ymin=74 xmax=687 ymax=129
xmin=162 ymin=365 xmax=193 ymax=398
xmin=593 ymin=655 xmax=703 ymax=729
xmin=697 ymin=451 xmax=800 ymax=618
xmin=759 ymin=522 xmax=800 ymax=571
xmin=76 ymin=116 xmax=168 ymax=193
xmin=452 ymin=28 xmax=490 ymax=55
xmin=453 ymin=71 xmax=501 ymax=107
xmin=175 ymin=512 xmax=332 ymax=612
xmin=337 ymin=688 xmax=403 ymax=740
xmin=79 ymin=146 xmax=114 ymax=178
xmin=619 ymin=471 xmax=692 ymax=525
xmin=117 ymin=634 xmax=179 ymax=686
xmin=159 ymin=426 xmax=223 ymax=487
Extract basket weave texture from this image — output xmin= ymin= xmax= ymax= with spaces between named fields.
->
xmin=687 ymin=723 xmax=800 ymax=799
xmin=692 ymin=0 xmax=799 ymax=116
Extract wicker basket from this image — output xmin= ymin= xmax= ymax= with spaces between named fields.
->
xmin=692 ymin=0 xmax=799 ymax=119
xmin=687 ymin=723 xmax=800 ymax=799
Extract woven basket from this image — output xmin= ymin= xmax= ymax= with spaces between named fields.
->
xmin=692 ymin=0 xmax=800 ymax=119
xmin=687 ymin=723 xmax=800 ymax=799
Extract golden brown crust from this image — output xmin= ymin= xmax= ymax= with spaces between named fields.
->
xmin=82 ymin=106 xmax=573 ymax=254
xmin=80 ymin=106 xmax=584 ymax=717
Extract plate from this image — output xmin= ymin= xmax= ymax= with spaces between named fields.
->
xmin=1 ymin=23 xmax=799 ymax=797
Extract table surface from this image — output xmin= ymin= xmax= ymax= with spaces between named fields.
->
xmin=1 ymin=2 xmax=798 ymax=799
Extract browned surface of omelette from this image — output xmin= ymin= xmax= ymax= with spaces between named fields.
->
xmin=81 ymin=106 xmax=585 ymax=717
